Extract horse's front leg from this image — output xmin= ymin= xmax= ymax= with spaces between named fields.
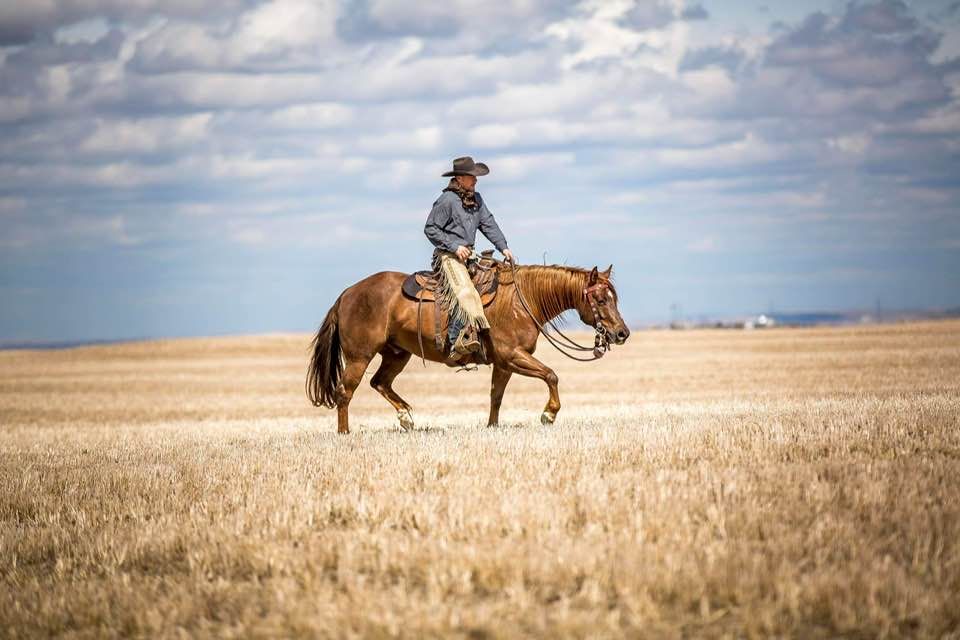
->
xmin=501 ymin=348 xmax=561 ymax=425
xmin=487 ymin=365 xmax=513 ymax=427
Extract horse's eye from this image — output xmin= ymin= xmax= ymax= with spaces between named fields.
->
xmin=597 ymin=298 xmax=606 ymax=305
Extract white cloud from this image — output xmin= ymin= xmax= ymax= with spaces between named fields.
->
xmin=626 ymin=132 xmax=793 ymax=171
xmin=827 ymin=134 xmax=870 ymax=155
xmin=448 ymin=71 xmax=626 ymax=121
xmin=888 ymin=104 xmax=960 ymax=135
xmin=485 ymin=151 xmax=576 ymax=181
xmin=79 ymin=113 xmax=212 ymax=154
xmin=265 ymin=102 xmax=353 ymax=129
xmin=467 ymin=123 xmax=520 ymax=148
xmin=546 ymin=2 xmax=645 ymax=70
xmin=130 ymin=0 xmax=340 ymax=73
xmin=356 ymin=126 xmax=443 ymax=154
xmin=234 ymin=0 xmax=336 ymax=52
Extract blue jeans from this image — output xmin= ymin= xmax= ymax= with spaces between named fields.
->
xmin=448 ymin=314 xmax=465 ymax=346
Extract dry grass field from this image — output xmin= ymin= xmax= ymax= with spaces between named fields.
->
xmin=1 ymin=321 xmax=959 ymax=638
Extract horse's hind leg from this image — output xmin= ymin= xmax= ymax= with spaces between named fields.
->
xmin=370 ymin=348 xmax=415 ymax=430
xmin=336 ymin=357 xmax=372 ymax=434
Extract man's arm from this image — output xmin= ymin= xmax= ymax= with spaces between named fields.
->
xmin=424 ymin=198 xmax=459 ymax=253
xmin=477 ymin=200 xmax=508 ymax=253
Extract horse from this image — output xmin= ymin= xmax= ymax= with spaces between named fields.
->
xmin=306 ymin=262 xmax=630 ymax=433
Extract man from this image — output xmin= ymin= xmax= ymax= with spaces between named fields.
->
xmin=424 ymin=156 xmax=515 ymax=357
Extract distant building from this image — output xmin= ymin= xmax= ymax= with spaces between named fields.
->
xmin=744 ymin=314 xmax=776 ymax=330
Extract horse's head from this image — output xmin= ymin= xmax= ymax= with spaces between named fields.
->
xmin=575 ymin=265 xmax=630 ymax=345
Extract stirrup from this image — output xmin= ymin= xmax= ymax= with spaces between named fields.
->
xmin=453 ymin=327 xmax=481 ymax=355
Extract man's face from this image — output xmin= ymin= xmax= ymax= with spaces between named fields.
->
xmin=456 ymin=174 xmax=477 ymax=190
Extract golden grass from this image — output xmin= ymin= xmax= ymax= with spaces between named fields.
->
xmin=1 ymin=321 xmax=959 ymax=638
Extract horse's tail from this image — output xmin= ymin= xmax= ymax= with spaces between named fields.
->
xmin=306 ymin=295 xmax=343 ymax=408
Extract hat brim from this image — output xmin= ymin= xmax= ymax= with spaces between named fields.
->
xmin=442 ymin=162 xmax=489 ymax=177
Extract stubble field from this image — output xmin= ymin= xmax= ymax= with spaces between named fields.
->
xmin=1 ymin=321 xmax=959 ymax=638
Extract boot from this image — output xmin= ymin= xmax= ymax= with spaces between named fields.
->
xmin=453 ymin=325 xmax=481 ymax=355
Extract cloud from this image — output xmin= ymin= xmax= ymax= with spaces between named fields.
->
xmin=0 ymin=1 xmax=251 ymax=45
xmin=679 ymin=44 xmax=746 ymax=73
xmin=0 ymin=0 xmax=959 ymax=340
xmin=0 ymin=209 xmax=140 ymax=249
xmin=78 ymin=113 xmax=213 ymax=155
xmin=263 ymin=101 xmax=353 ymax=129
xmin=336 ymin=0 xmax=468 ymax=40
xmin=3 ymin=27 xmax=125 ymax=65
xmin=763 ymin=3 xmax=943 ymax=93
xmin=337 ymin=0 xmax=571 ymax=49
xmin=483 ymin=151 xmax=576 ymax=181
xmin=670 ymin=6 xmax=953 ymax=146
xmin=356 ymin=126 xmax=442 ymax=154
xmin=131 ymin=0 xmax=340 ymax=73
xmin=841 ymin=0 xmax=917 ymax=34
xmin=620 ymin=0 xmax=709 ymax=31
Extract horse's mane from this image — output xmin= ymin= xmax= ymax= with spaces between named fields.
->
xmin=513 ymin=264 xmax=615 ymax=324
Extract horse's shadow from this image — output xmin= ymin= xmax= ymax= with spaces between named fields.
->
xmin=296 ymin=418 xmax=540 ymax=438
xmin=483 ymin=421 xmax=529 ymax=430
xmin=401 ymin=424 xmax=449 ymax=435
xmin=399 ymin=420 xmax=532 ymax=434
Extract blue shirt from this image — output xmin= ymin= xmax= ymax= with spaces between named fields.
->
xmin=424 ymin=190 xmax=509 ymax=254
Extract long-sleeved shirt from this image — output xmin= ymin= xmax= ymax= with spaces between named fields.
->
xmin=423 ymin=190 xmax=509 ymax=253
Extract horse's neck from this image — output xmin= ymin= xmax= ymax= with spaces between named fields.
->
xmin=514 ymin=267 xmax=585 ymax=324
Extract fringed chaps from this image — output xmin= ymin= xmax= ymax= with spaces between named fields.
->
xmin=433 ymin=250 xmax=490 ymax=332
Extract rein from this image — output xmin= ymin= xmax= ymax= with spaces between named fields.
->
xmin=509 ymin=261 xmax=610 ymax=362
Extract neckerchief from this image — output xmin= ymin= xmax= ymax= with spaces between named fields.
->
xmin=442 ymin=177 xmax=482 ymax=212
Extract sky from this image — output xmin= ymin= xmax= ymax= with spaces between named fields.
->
xmin=1 ymin=0 xmax=959 ymax=342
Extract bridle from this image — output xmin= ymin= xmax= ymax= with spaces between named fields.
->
xmin=510 ymin=261 xmax=612 ymax=361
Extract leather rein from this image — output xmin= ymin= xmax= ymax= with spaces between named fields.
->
xmin=508 ymin=261 xmax=610 ymax=362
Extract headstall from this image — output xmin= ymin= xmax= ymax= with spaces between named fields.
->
xmin=510 ymin=261 xmax=612 ymax=361
xmin=583 ymin=282 xmax=610 ymax=358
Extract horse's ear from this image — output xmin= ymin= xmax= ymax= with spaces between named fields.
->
xmin=603 ymin=264 xmax=613 ymax=277
xmin=589 ymin=266 xmax=599 ymax=283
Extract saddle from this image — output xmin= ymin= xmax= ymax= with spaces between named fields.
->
xmin=401 ymin=249 xmax=508 ymax=305
xmin=402 ymin=249 xmax=516 ymax=353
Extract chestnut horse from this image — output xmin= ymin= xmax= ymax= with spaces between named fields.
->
xmin=306 ymin=263 xmax=630 ymax=433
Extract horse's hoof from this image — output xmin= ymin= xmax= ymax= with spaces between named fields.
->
xmin=397 ymin=409 xmax=415 ymax=431
xmin=540 ymin=411 xmax=556 ymax=425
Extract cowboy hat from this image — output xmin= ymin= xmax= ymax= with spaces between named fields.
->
xmin=442 ymin=156 xmax=490 ymax=177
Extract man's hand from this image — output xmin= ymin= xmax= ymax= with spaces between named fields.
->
xmin=502 ymin=248 xmax=516 ymax=263
xmin=455 ymin=245 xmax=471 ymax=262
